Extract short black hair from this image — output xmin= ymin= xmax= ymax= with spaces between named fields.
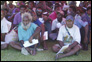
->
xmin=3 ymin=8 xmax=9 ymax=12
xmin=55 ymin=3 xmax=61 ymax=10
xmin=87 ymin=7 xmax=91 ymax=11
xmin=19 ymin=5 xmax=26 ymax=9
xmin=70 ymin=6 xmax=76 ymax=13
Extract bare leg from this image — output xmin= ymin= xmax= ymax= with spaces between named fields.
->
xmin=1 ymin=43 xmax=8 ymax=50
xmin=42 ymin=40 xmax=48 ymax=50
xmin=56 ymin=45 xmax=81 ymax=60
xmin=32 ymin=44 xmax=37 ymax=55
xmin=9 ymin=41 xmax=22 ymax=50
xmin=52 ymin=44 xmax=61 ymax=53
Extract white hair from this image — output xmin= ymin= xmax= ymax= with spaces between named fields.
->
xmin=21 ymin=12 xmax=32 ymax=30
xmin=21 ymin=12 xmax=32 ymax=22
xmin=21 ymin=22 xmax=31 ymax=30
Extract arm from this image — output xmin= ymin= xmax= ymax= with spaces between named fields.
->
xmin=57 ymin=26 xmax=64 ymax=47
xmin=84 ymin=24 xmax=88 ymax=43
xmin=68 ymin=41 xmax=78 ymax=49
xmin=29 ymin=26 xmax=41 ymax=43
xmin=13 ymin=14 xmax=18 ymax=28
xmin=79 ymin=20 xmax=88 ymax=43
xmin=52 ymin=28 xmax=59 ymax=33
xmin=20 ymin=40 xmax=24 ymax=44
xmin=40 ymin=24 xmax=45 ymax=41
xmin=58 ymin=41 xmax=64 ymax=47
xmin=1 ymin=33 xmax=7 ymax=41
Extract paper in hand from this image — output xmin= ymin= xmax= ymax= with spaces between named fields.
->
xmin=23 ymin=39 xmax=39 ymax=47
xmin=56 ymin=45 xmax=69 ymax=55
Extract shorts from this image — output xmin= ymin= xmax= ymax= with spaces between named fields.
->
xmin=55 ymin=44 xmax=82 ymax=49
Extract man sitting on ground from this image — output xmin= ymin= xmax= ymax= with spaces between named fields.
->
xmin=9 ymin=12 xmax=41 ymax=55
xmin=52 ymin=15 xmax=81 ymax=60
xmin=49 ymin=10 xmax=66 ymax=40
xmin=1 ymin=9 xmax=12 ymax=50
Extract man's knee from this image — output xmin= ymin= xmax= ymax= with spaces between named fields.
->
xmin=52 ymin=44 xmax=60 ymax=53
xmin=74 ymin=44 xmax=81 ymax=50
xmin=1 ymin=43 xmax=8 ymax=50
xmin=9 ymin=41 xmax=15 ymax=46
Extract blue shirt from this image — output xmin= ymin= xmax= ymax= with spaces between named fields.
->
xmin=18 ymin=23 xmax=38 ymax=41
xmin=33 ymin=19 xmax=42 ymax=26
xmin=74 ymin=14 xmax=88 ymax=29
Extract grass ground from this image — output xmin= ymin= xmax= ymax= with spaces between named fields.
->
xmin=1 ymin=41 xmax=91 ymax=61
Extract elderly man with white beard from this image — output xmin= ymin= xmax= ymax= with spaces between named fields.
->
xmin=9 ymin=12 xmax=41 ymax=55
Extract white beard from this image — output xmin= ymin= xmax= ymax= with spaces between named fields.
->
xmin=21 ymin=22 xmax=31 ymax=30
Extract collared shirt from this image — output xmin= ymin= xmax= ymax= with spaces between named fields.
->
xmin=18 ymin=23 xmax=38 ymax=41
xmin=13 ymin=12 xmax=22 ymax=25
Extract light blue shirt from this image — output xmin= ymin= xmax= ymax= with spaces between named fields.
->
xmin=18 ymin=23 xmax=38 ymax=41
xmin=74 ymin=14 xmax=88 ymax=29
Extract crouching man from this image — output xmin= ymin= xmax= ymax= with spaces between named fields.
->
xmin=52 ymin=15 xmax=82 ymax=60
xmin=9 ymin=12 xmax=41 ymax=55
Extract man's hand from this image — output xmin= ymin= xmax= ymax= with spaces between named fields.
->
xmin=20 ymin=40 xmax=24 ymax=44
xmin=29 ymin=36 xmax=33 ymax=43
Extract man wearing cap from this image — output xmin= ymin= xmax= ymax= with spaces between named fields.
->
xmin=49 ymin=10 xmax=66 ymax=40
xmin=52 ymin=15 xmax=81 ymax=60
xmin=42 ymin=12 xmax=52 ymax=35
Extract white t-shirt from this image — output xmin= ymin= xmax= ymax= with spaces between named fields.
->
xmin=1 ymin=17 xmax=12 ymax=33
xmin=39 ymin=18 xmax=44 ymax=24
xmin=1 ymin=17 xmax=12 ymax=44
xmin=51 ymin=18 xmax=66 ymax=31
xmin=57 ymin=24 xmax=81 ymax=45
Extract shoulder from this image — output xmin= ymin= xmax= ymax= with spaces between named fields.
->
xmin=18 ymin=23 xmax=22 ymax=29
xmin=31 ymin=22 xmax=36 ymax=25
xmin=15 ymin=12 xmax=20 ymax=16
xmin=53 ymin=18 xmax=57 ymax=22
xmin=73 ymin=24 xmax=79 ymax=30
xmin=60 ymin=25 xmax=65 ymax=29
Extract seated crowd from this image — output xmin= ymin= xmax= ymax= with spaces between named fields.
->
xmin=1 ymin=1 xmax=91 ymax=60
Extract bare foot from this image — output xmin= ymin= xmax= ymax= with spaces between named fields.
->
xmin=43 ymin=45 xmax=48 ymax=50
xmin=32 ymin=49 xmax=37 ymax=56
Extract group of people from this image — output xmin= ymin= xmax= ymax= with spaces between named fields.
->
xmin=1 ymin=1 xmax=91 ymax=60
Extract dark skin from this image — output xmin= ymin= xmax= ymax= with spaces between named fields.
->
xmin=1 ymin=11 xmax=9 ymax=49
xmin=53 ymin=20 xmax=81 ymax=60
xmin=33 ymin=14 xmax=45 ymax=41
xmin=1 ymin=11 xmax=7 ymax=42
xmin=1 ymin=33 xmax=6 ymax=42
xmin=9 ymin=15 xmax=41 ymax=55
xmin=22 ymin=16 xmax=41 ymax=43
xmin=52 ymin=12 xmax=63 ymax=33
